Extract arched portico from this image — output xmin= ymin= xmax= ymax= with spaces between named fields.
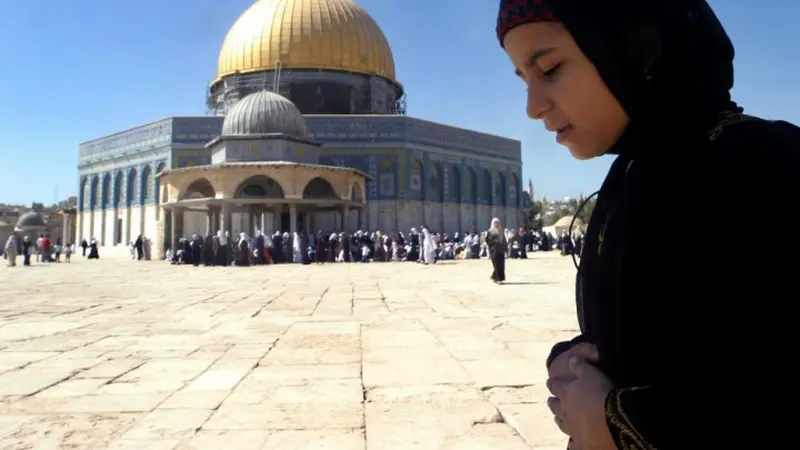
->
xmin=156 ymin=162 xmax=368 ymax=253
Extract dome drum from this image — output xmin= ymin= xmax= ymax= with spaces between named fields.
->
xmin=208 ymin=68 xmax=403 ymax=116
xmin=210 ymin=138 xmax=321 ymax=165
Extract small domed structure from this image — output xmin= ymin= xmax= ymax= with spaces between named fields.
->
xmin=553 ymin=215 xmax=584 ymax=235
xmin=221 ymin=90 xmax=308 ymax=138
xmin=15 ymin=212 xmax=46 ymax=233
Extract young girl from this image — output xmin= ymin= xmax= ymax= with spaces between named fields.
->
xmin=63 ymin=242 xmax=72 ymax=263
xmin=497 ymin=1 xmax=799 ymax=448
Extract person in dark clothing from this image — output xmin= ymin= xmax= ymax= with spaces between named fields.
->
xmin=134 ymin=235 xmax=144 ymax=260
xmin=190 ymin=234 xmax=203 ymax=267
xmin=22 ymin=236 xmax=33 ymax=266
xmin=485 ymin=218 xmax=507 ymax=283
xmin=316 ymin=230 xmax=328 ymax=263
xmin=204 ymin=234 xmax=214 ymax=266
xmin=497 ymin=0 xmax=800 ymax=449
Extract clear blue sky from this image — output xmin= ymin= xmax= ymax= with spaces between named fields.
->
xmin=0 ymin=0 xmax=797 ymax=205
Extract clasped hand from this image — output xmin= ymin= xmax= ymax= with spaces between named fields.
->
xmin=546 ymin=343 xmax=616 ymax=450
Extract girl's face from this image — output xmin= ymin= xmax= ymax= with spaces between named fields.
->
xmin=503 ymin=22 xmax=629 ymax=159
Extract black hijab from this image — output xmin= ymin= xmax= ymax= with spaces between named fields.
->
xmin=497 ymin=0 xmax=738 ymax=157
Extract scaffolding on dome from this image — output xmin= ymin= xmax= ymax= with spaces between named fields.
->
xmin=207 ymin=67 xmax=405 ymax=116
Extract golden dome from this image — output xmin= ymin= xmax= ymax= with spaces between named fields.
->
xmin=216 ymin=0 xmax=397 ymax=83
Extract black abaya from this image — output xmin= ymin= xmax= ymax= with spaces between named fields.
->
xmin=490 ymin=250 xmax=505 ymax=282
xmin=486 ymin=231 xmax=506 ymax=282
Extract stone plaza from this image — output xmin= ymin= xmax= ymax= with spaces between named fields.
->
xmin=0 ymin=253 xmax=578 ymax=449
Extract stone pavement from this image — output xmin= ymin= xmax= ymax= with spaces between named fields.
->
xmin=0 ymin=252 xmax=580 ymax=449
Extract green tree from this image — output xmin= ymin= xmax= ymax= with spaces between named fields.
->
xmin=30 ymin=202 xmax=44 ymax=212
xmin=577 ymin=196 xmax=597 ymax=224
xmin=524 ymin=200 xmax=544 ymax=230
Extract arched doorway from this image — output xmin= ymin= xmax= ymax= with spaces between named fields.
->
xmin=302 ymin=177 xmax=337 ymax=199
xmin=180 ymin=178 xmax=217 ymax=200
xmin=234 ymin=175 xmax=284 ymax=199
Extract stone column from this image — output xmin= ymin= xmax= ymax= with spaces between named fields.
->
xmin=61 ymin=214 xmax=70 ymax=244
xmin=260 ymin=211 xmax=267 ymax=234
xmin=340 ymin=205 xmax=349 ymax=231
xmin=169 ymin=209 xmax=177 ymax=251
xmin=273 ymin=205 xmax=283 ymax=233
xmin=221 ymin=203 xmax=232 ymax=235
xmin=205 ymin=210 xmax=213 ymax=236
xmin=289 ymin=205 xmax=297 ymax=234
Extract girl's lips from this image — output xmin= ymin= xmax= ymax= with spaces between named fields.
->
xmin=556 ymin=124 xmax=574 ymax=143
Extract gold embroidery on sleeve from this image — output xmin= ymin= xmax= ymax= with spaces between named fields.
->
xmin=604 ymin=387 xmax=657 ymax=450
xmin=708 ymin=112 xmax=756 ymax=141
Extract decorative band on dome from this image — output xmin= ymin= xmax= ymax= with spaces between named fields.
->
xmin=496 ymin=0 xmax=559 ymax=46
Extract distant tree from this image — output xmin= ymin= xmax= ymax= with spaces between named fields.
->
xmin=31 ymin=202 xmax=44 ymax=212
xmin=524 ymin=200 xmax=544 ymax=230
xmin=577 ymin=196 xmax=597 ymax=225
xmin=57 ymin=196 xmax=78 ymax=210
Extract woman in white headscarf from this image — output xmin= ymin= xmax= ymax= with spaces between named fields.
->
xmin=4 ymin=235 xmax=17 ymax=267
xmin=422 ymin=226 xmax=436 ymax=265
xmin=292 ymin=232 xmax=303 ymax=263
xmin=485 ymin=218 xmax=506 ymax=283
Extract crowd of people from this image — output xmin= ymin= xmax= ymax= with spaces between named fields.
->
xmin=164 ymin=222 xmax=582 ymax=269
xmin=3 ymin=234 xmax=76 ymax=267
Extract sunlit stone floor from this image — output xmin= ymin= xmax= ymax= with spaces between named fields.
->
xmin=0 ymin=251 xmax=578 ymax=449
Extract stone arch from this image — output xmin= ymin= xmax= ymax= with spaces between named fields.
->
xmin=90 ymin=175 xmax=100 ymax=210
xmin=448 ymin=165 xmax=461 ymax=203
xmin=510 ymin=173 xmax=520 ymax=207
xmin=351 ymin=182 xmax=365 ymax=203
xmin=180 ymin=178 xmax=217 ymax=200
xmin=113 ymin=171 xmax=124 ymax=207
xmin=302 ymin=177 xmax=337 ymax=199
xmin=234 ymin=175 xmax=284 ymax=199
xmin=101 ymin=173 xmax=111 ymax=209
xmin=141 ymin=165 xmax=154 ymax=203
xmin=429 ymin=162 xmax=444 ymax=202
xmin=79 ymin=177 xmax=88 ymax=212
xmin=127 ymin=168 xmax=138 ymax=205
xmin=410 ymin=159 xmax=424 ymax=201
xmin=466 ymin=167 xmax=478 ymax=204
xmin=155 ymin=163 xmax=166 ymax=205
xmin=495 ymin=172 xmax=507 ymax=206
xmin=482 ymin=169 xmax=492 ymax=204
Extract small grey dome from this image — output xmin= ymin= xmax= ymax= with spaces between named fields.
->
xmin=15 ymin=212 xmax=46 ymax=232
xmin=221 ymin=90 xmax=308 ymax=138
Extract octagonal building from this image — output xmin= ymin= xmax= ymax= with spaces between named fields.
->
xmin=75 ymin=0 xmax=523 ymax=256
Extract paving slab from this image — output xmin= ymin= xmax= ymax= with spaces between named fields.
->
xmin=0 ymin=252 xmax=578 ymax=448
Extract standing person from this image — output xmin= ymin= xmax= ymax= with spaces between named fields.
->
xmin=485 ymin=218 xmax=506 ymax=283
xmin=421 ymin=226 xmax=436 ymax=265
xmin=4 ymin=235 xmax=17 ymax=267
xmin=22 ymin=236 xmax=33 ymax=266
xmin=64 ymin=242 xmax=73 ymax=263
xmin=87 ymin=238 xmax=99 ymax=259
xmin=497 ymin=0 xmax=800 ymax=449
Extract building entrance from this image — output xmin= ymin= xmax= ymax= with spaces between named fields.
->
xmin=280 ymin=210 xmax=306 ymax=233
